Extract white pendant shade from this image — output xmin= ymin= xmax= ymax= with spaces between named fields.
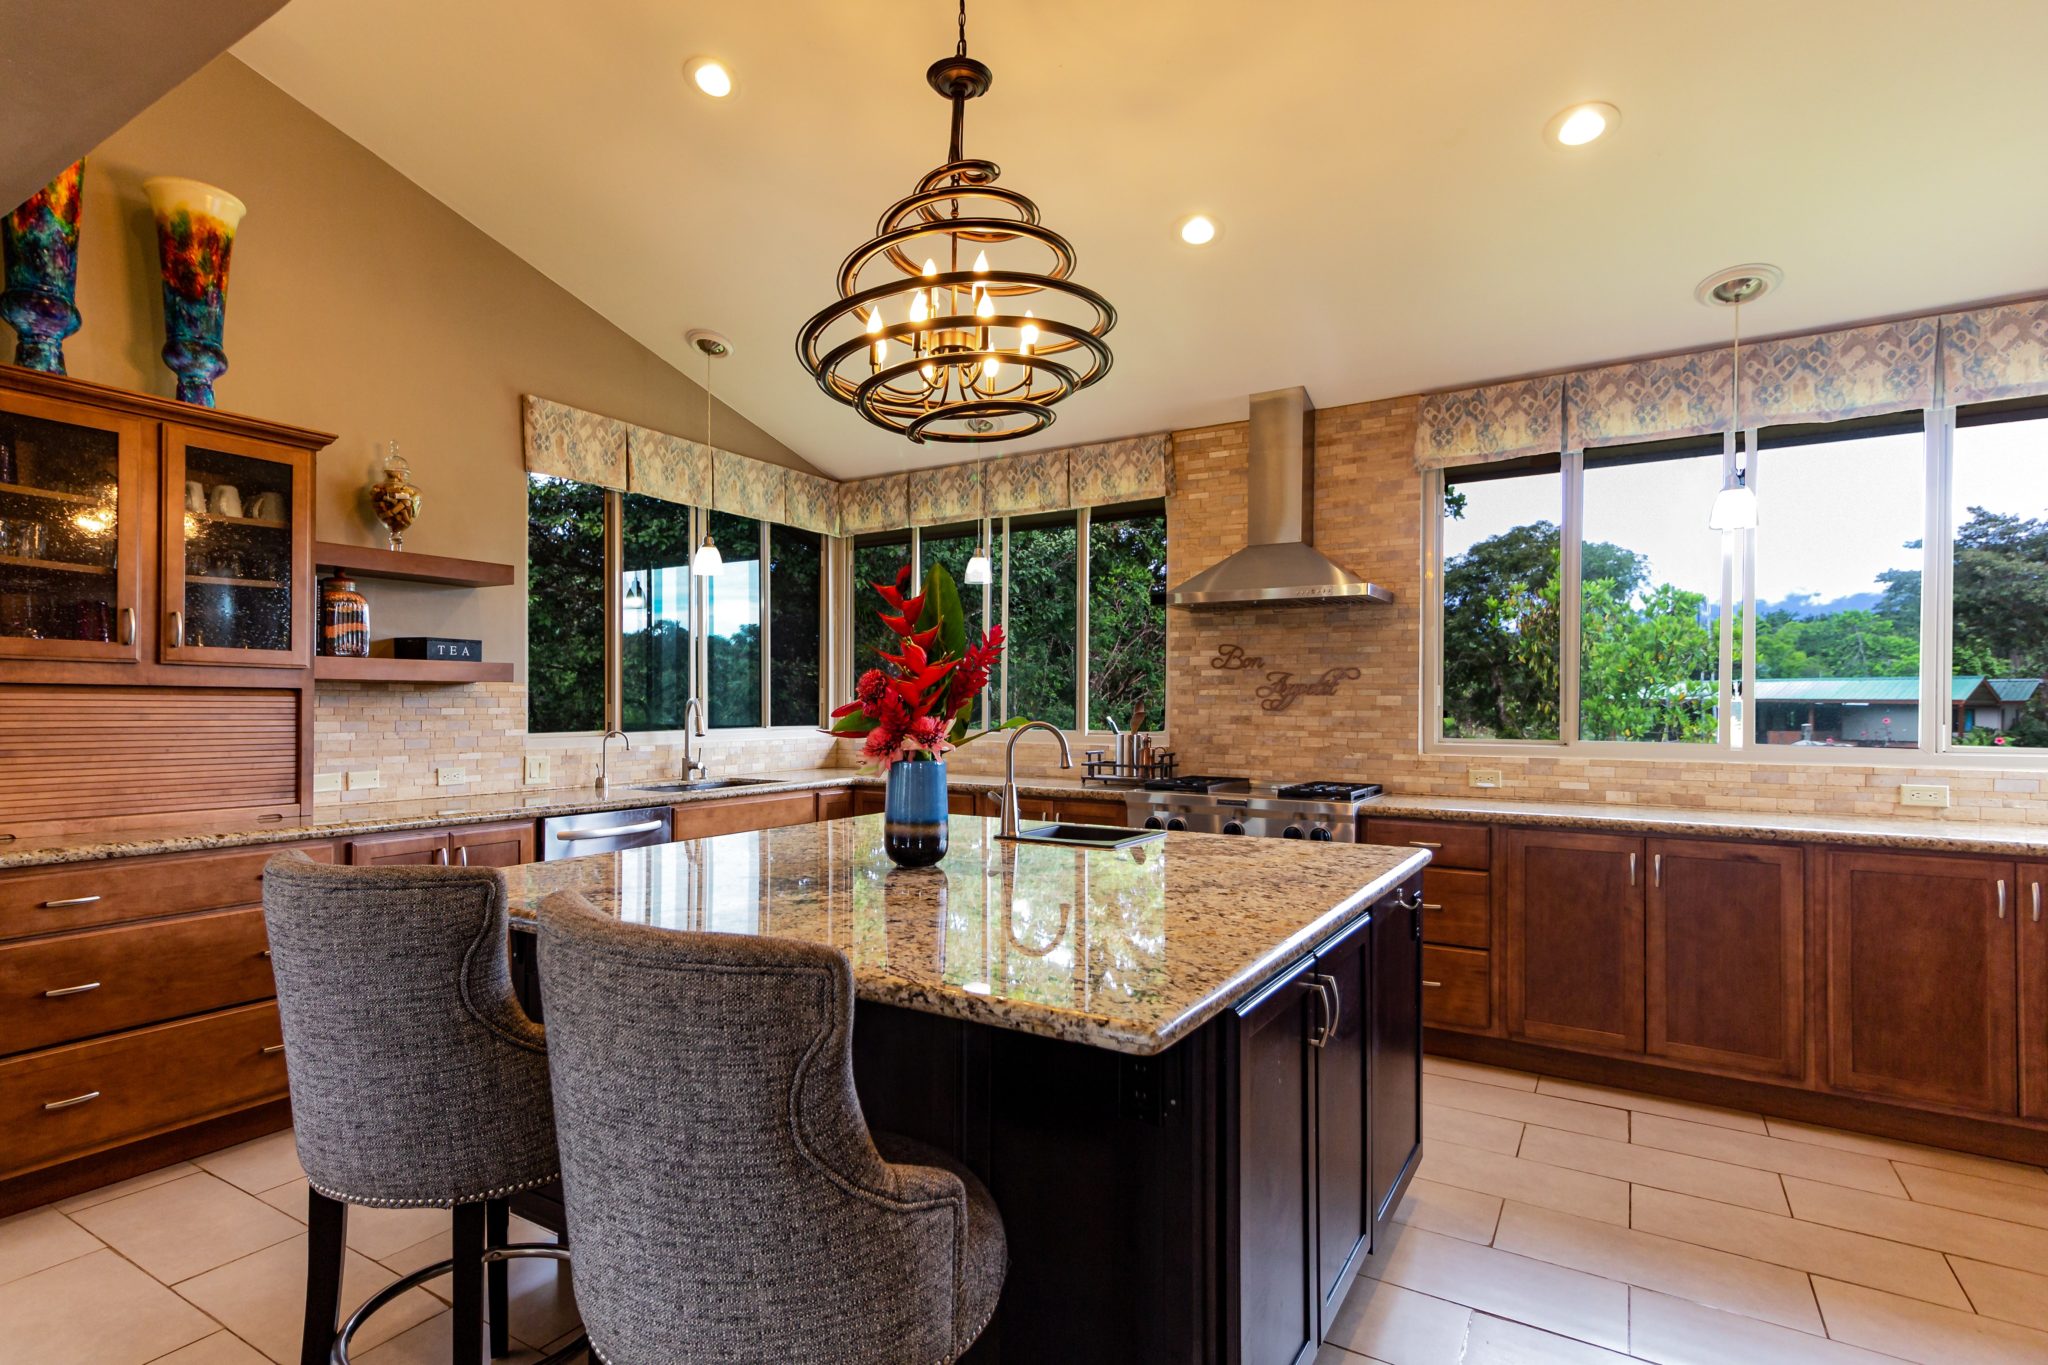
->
xmin=692 ymin=538 xmax=725 ymax=574
xmin=964 ymin=552 xmax=992 ymax=585
xmin=1708 ymin=480 xmax=1758 ymax=531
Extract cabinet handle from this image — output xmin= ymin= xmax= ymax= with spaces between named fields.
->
xmin=261 ymin=1043 xmax=287 ymax=1056
xmin=1305 ymin=978 xmax=1334 ymax=1049
xmin=456 ymin=844 xmax=470 ymax=867
xmin=170 ymin=609 xmax=183 ymax=647
xmin=1653 ymin=853 xmax=1662 ymax=888
xmin=42 ymin=895 xmax=101 ymax=908
xmin=118 ymin=606 xmax=134 ymax=646
xmin=1423 ymin=980 xmax=1444 ymax=989
xmin=1421 ymin=902 xmax=1443 ymax=912
xmin=42 ymin=981 xmax=101 ymax=998
xmin=259 ymin=949 xmax=271 ymax=959
xmin=1315 ymin=971 xmax=1343 ymax=1040
xmin=43 ymin=1091 xmax=99 ymax=1112
xmin=1629 ymin=852 xmax=1638 ymax=887
xmin=436 ymin=846 xmax=450 ymax=866
xmin=2033 ymin=881 xmax=2042 ymax=924
xmin=1997 ymin=879 xmax=2007 ymax=919
xmin=1409 ymin=840 xmax=1442 ymax=850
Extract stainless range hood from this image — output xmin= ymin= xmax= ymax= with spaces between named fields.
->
xmin=1167 ymin=387 xmax=1395 ymax=607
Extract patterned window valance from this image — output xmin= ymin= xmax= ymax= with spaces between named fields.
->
xmin=1942 ymin=300 xmax=2048 ymax=406
xmin=523 ymin=395 xmax=626 ymax=488
xmin=986 ymin=449 xmax=1070 ymax=517
xmin=784 ymin=469 xmax=840 ymax=537
xmin=1741 ymin=317 xmax=1936 ymax=427
xmin=711 ymin=447 xmax=786 ymax=523
xmin=1068 ymin=433 xmax=1171 ymax=505
xmin=625 ymin=426 xmax=708 ymax=506
xmin=1566 ymin=350 xmax=1734 ymax=451
xmin=909 ymin=464 xmax=983 ymax=526
xmin=1414 ymin=378 xmax=1563 ymax=470
xmin=839 ymin=473 xmax=909 ymax=535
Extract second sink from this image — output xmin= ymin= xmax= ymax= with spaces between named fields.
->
xmin=628 ymin=778 xmax=779 ymax=794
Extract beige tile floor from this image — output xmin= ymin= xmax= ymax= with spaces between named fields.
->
xmin=5 ymin=1057 xmax=2048 ymax=1364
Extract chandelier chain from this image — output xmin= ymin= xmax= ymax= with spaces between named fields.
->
xmin=957 ymin=0 xmax=968 ymax=57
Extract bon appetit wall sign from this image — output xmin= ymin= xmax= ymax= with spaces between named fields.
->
xmin=1211 ymin=644 xmax=1362 ymax=713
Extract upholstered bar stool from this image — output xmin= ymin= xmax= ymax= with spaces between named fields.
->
xmin=263 ymin=850 xmax=579 ymax=1365
xmin=536 ymin=889 xmax=1007 ymax=1365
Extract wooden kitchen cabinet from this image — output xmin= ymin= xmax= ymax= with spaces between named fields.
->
xmin=815 ymin=788 xmax=856 ymax=822
xmin=1367 ymin=889 xmax=1424 ymax=1242
xmin=673 ymin=792 xmax=820 ymax=839
xmin=158 ymin=425 xmax=313 ymax=669
xmin=2024 ymin=863 xmax=2048 ymax=1121
xmin=1646 ymin=839 xmax=1805 ymax=1078
xmin=1503 ymin=829 xmax=1644 ymax=1052
xmin=1312 ymin=918 xmax=1369 ymax=1332
xmin=1228 ymin=953 xmax=1319 ymax=1365
xmin=345 ymin=820 xmax=536 ymax=867
xmin=1826 ymin=850 xmax=2017 ymax=1115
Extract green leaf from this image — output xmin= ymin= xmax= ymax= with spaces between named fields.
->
xmin=916 ymin=561 xmax=969 ymax=663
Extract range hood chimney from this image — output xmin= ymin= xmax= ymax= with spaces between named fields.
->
xmin=1167 ymin=387 xmax=1394 ymax=607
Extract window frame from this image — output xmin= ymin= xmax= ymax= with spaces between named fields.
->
xmin=1423 ymin=408 xmax=2048 ymax=768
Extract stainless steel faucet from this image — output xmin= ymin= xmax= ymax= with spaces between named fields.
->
xmin=597 ymin=728 xmax=630 ymax=794
xmin=681 ymin=697 xmax=707 ymax=780
xmin=996 ymin=721 xmax=1073 ymax=838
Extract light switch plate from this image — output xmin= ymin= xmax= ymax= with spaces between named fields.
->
xmin=313 ymin=772 xmax=343 ymax=794
xmin=346 ymin=770 xmax=380 ymax=791
xmin=524 ymin=754 xmax=550 ymax=785
xmin=1469 ymin=768 xmax=1503 ymax=789
xmin=1900 ymin=783 xmax=1950 ymax=808
xmin=437 ymin=767 xmax=469 ymax=788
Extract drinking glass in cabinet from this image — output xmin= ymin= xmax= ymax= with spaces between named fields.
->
xmin=178 ymin=444 xmax=293 ymax=652
xmin=0 ymin=409 xmax=122 ymax=642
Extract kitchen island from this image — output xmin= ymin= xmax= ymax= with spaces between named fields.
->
xmin=499 ymin=814 xmax=1429 ymax=1365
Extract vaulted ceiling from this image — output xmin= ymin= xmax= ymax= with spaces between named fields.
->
xmin=234 ymin=0 xmax=2048 ymax=478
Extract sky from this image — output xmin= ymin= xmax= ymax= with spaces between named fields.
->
xmin=1445 ymin=420 xmax=2048 ymax=609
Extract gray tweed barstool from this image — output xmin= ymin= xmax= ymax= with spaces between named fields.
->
xmin=262 ymin=850 xmax=575 ymax=1365
xmin=536 ymin=888 xmax=1007 ymax=1365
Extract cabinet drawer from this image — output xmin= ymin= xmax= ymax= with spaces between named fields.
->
xmin=1365 ymin=819 xmax=1490 ymax=871
xmin=672 ymin=792 xmax=818 ymax=840
xmin=815 ymin=789 xmax=857 ymax=822
xmin=1423 ymin=947 xmax=1490 ymax=1031
xmin=0 ymin=1000 xmax=288 ymax=1180
xmin=1421 ymin=869 xmax=1490 ymax=949
xmin=0 ymin=908 xmax=274 ymax=1055
xmin=0 ymin=843 xmax=333 ymax=941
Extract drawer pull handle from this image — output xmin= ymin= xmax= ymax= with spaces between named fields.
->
xmin=43 ymin=982 xmax=101 ymax=998
xmin=43 ymin=1091 xmax=100 ymax=1111
xmin=261 ymin=1043 xmax=287 ymax=1056
xmin=1421 ymin=902 xmax=1444 ymax=911
xmin=259 ymin=949 xmax=271 ymax=959
xmin=1423 ymin=980 xmax=1444 ymax=988
xmin=43 ymin=895 xmax=102 ymax=908
xmin=1409 ymin=840 xmax=1442 ymax=850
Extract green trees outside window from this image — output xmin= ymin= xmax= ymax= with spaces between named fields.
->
xmin=1088 ymin=507 xmax=1168 ymax=731
xmin=527 ymin=474 xmax=605 ymax=734
xmin=703 ymin=511 xmax=762 ymax=728
xmin=768 ymin=524 xmax=824 ymax=727
xmin=620 ymin=492 xmax=693 ymax=731
xmin=851 ymin=536 xmax=911 ymax=695
xmin=1005 ymin=514 xmax=1078 ymax=729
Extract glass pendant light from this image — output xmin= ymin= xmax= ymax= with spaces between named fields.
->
xmin=964 ymin=528 xmax=992 ymax=585
xmin=1697 ymin=267 xmax=1776 ymax=532
xmin=688 ymin=329 xmax=731 ymax=574
xmin=1708 ymin=467 xmax=1757 ymax=531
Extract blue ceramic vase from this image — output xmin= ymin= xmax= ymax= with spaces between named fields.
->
xmin=0 ymin=160 xmax=86 ymax=374
xmin=883 ymin=758 xmax=948 ymax=867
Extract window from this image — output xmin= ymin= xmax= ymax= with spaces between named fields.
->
xmin=527 ymin=474 xmax=605 ymax=733
xmin=1948 ymin=408 xmax=2048 ymax=749
xmin=528 ymin=478 xmax=824 ymax=734
xmin=850 ymin=532 xmax=912 ymax=692
xmin=1004 ymin=512 xmax=1079 ymax=729
xmin=1087 ymin=503 xmax=1168 ymax=731
xmin=1751 ymin=422 xmax=1924 ymax=748
xmin=768 ymin=524 xmax=824 ymax=728
xmin=917 ymin=521 xmax=987 ymax=646
xmin=1578 ymin=442 xmax=1724 ymax=744
xmin=703 ymin=512 xmax=762 ymax=729
xmin=1440 ymin=457 xmax=1563 ymax=740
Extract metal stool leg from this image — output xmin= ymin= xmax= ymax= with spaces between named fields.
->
xmin=452 ymin=1203 xmax=486 ymax=1364
xmin=302 ymin=1188 xmax=349 ymax=1365
xmin=485 ymin=1199 xmax=510 ymax=1358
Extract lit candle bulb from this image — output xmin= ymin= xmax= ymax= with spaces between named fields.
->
xmin=908 ymin=291 xmax=928 ymax=324
xmin=973 ymin=250 xmax=989 ymax=274
xmin=983 ymin=356 xmax=1001 ymax=379
xmin=975 ymin=292 xmax=995 ymax=321
xmin=920 ymin=361 xmax=937 ymax=383
xmin=922 ymin=257 xmax=939 ymax=278
xmin=866 ymin=307 xmax=886 ymax=366
xmin=1021 ymin=309 xmax=1038 ymax=355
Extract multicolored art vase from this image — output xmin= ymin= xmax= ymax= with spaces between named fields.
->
xmin=882 ymin=757 xmax=949 ymax=868
xmin=144 ymin=177 xmax=245 ymax=407
xmin=0 ymin=160 xmax=87 ymax=373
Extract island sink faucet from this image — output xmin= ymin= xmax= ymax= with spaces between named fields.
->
xmin=681 ymin=697 xmax=707 ymax=781
xmin=597 ymin=728 xmax=629 ymax=795
xmin=996 ymin=721 xmax=1073 ymax=839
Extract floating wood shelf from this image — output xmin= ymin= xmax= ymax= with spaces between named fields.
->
xmin=314 ymin=541 xmax=514 ymax=588
xmin=314 ymin=656 xmax=513 ymax=684
xmin=0 ymin=552 xmax=112 ymax=575
xmin=0 ymin=480 xmax=97 ymax=505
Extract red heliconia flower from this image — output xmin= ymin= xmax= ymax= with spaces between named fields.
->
xmin=826 ymin=564 xmax=1011 ymax=767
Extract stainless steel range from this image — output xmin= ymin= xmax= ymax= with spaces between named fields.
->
xmin=1123 ymin=777 xmax=1383 ymax=842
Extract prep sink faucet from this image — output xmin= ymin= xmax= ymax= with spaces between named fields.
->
xmin=597 ymin=728 xmax=629 ymax=795
xmin=996 ymin=721 xmax=1073 ymax=839
xmin=682 ymin=697 xmax=707 ymax=781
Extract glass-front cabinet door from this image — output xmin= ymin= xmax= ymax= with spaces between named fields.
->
xmin=0 ymin=390 xmax=143 ymax=663
xmin=160 ymin=425 xmax=311 ymax=667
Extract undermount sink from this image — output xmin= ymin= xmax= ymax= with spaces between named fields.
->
xmin=1006 ymin=823 xmax=1166 ymax=850
xmin=627 ymin=778 xmax=780 ymax=794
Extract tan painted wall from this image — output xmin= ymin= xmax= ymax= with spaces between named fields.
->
xmin=42 ymin=54 xmax=815 ymax=673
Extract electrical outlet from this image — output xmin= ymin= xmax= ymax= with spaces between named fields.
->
xmin=313 ymin=772 xmax=343 ymax=794
xmin=524 ymin=754 xmax=550 ymax=786
xmin=1900 ymin=783 xmax=1950 ymax=809
xmin=1469 ymin=768 xmax=1503 ymax=789
xmin=436 ymin=767 xmax=470 ymax=788
xmin=346 ymin=770 xmax=380 ymax=791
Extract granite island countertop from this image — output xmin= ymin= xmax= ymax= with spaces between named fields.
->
xmin=499 ymin=813 xmax=1430 ymax=1056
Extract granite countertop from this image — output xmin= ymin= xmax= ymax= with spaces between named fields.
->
xmin=1361 ymin=794 xmax=2048 ymax=858
xmin=0 ymin=768 xmax=1128 ymax=870
xmin=501 ymin=813 xmax=1429 ymax=1056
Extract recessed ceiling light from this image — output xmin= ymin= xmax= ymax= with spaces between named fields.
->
xmin=1177 ymin=214 xmax=1219 ymax=246
xmin=686 ymin=57 xmax=733 ymax=98
xmin=1545 ymin=101 xmax=1619 ymax=147
xmin=1694 ymin=263 xmax=1783 ymax=308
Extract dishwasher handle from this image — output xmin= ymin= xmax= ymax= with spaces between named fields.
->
xmin=556 ymin=820 xmax=667 ymax=842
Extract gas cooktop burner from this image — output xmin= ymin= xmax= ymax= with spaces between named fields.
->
xmin=1275 ymin=781 xmax=1385 ymax=802
xmin=1142 ymin=774 xmax=1251 ymax=794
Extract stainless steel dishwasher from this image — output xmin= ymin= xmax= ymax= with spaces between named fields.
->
xmin=540 ymin=805 xmax=672 ymax=860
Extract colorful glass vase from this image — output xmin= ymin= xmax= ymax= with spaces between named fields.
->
xmin=882 ymin=758 xmax=949 ymax=867
xmin=318 ymin=575 xmax=370 ymax=657
xmin=1 ymin=160 xmax=86 ymax=374
xmin=368 ymin=442 xmax=422 ymax=551
xmin=144 ymin=177 xmax=245 ymax=407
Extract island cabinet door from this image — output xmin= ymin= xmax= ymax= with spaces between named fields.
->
xmin=1826 ymin=851 xmax=2017 ymax=1115
xmin=2025 ymin=864 xmax=2048 ymax=1121
xmin=1227 ymin=955 xmax=1319 ymax=1365
xmin=1310 ymin=916 xmax=1370 ymax=1331
xmin=1503 ymin=830 xmax=1645 ymax=1052
xmin=1645 ymin=839 xmax=1805 ymax=1078
xmin=1368 ymin=888 xmax=1423 ymax=1237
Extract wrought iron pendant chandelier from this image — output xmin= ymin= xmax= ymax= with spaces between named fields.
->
xmin=795 ymin=0 xmax=1116 ymax=444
